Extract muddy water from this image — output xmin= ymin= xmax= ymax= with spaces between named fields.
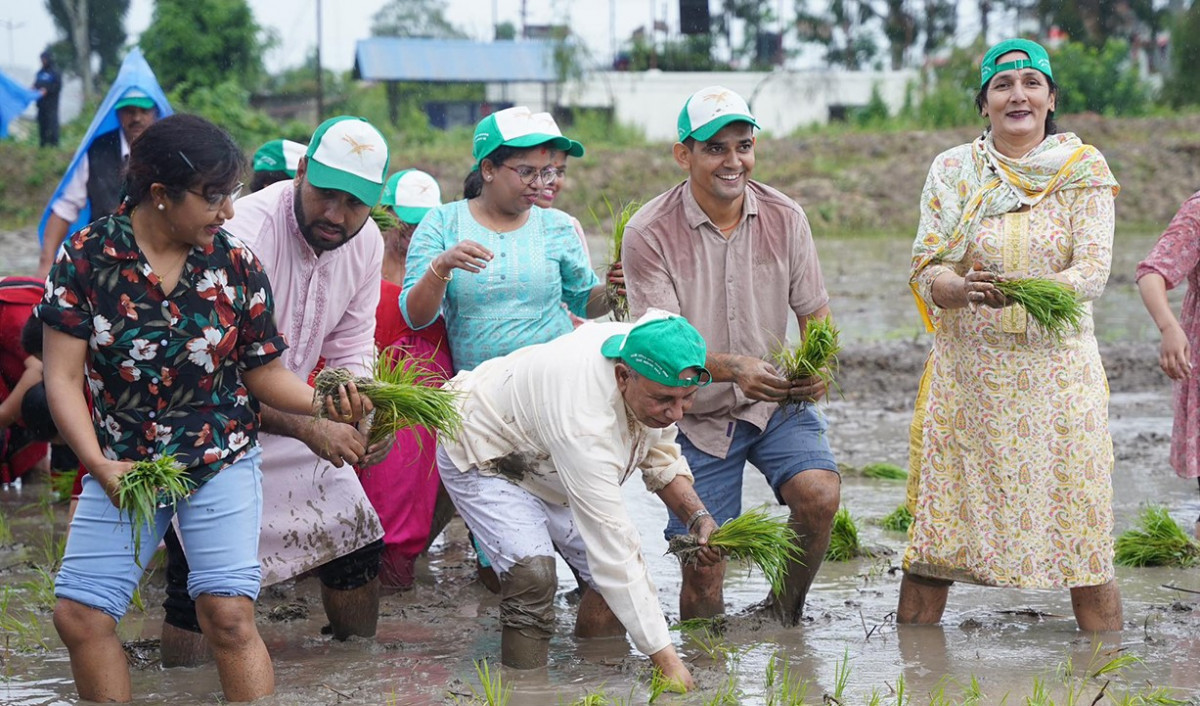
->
xmin=3 ymin=231 xmax=1200 ymax=705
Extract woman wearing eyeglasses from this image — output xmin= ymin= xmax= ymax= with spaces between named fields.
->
xmin=39 ymin=114 xmax=370 ymax=703
xmin=400 ymin=106 xmax=616 ymax=374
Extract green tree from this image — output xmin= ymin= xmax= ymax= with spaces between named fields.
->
xmin=139 ymin=0 xmax=269 ymax=98
xmin=46 ymin=0 xmax=129 ymax=83
xmin=1050 ymin=40 xmax=1150 ymax=115
xmin=371 ymin=0 xmax=467 ymax=38
xmin=1163 ymin=0 xmax=1200 ymax=107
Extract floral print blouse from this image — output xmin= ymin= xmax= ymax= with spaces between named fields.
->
xmin=38 ymin=214 xmax=288 ymax=490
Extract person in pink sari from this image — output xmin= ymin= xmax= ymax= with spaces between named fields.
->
xmin=369 ymin=168 xmax=455 ymax=591
xmin=1136 ymin=190 xmax=1200 ymax=539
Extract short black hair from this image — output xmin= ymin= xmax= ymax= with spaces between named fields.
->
xmin=250 ymin=170 xmax=291 ymax=193
xmin=20 ymin=314 xmax=43 ymax=359
xmin=20 ymin=381 xmax=58 ymax=442
xmin=462 ymin=144 xmax=537 ymax=199
xmin=123 ymin=114 xmax=244 ymax=208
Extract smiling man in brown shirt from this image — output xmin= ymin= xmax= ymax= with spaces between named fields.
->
xmin=622 ymin=85 xmax=841 ymax=626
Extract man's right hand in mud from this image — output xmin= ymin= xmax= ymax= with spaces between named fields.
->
xmin=649 ymin=646 xmax=696 ymax=693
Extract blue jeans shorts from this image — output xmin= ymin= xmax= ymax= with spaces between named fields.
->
xmin=55 ymin=446 xmax=264 ymax=623
xmin=665 ymin=405 xmax=838 ymax=540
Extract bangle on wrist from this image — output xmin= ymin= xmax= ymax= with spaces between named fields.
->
xmin=686 ymin=508 xmax=711 ymax=532
xmin=428 ymin=260 xmax=452 ymax=283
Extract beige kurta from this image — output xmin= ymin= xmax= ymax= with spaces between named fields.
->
xmin=904 ymin=156 xmax=1117 ymax=588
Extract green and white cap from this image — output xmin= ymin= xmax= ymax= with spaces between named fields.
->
xmin=530 ymin=112 xmax=585 ymax=158
xmin=472 ymin=106 xmax=573 ymax=165
xmin=677 ymin=85 xmax=760 ymax=142
xmin=980 ymin=38 xmax=1053 ymax=87
xmin=305 ymin=116 xmax=390 ymax=206
xmin=114 ymin=87 xmax=156 ymax=111
xmin=253 ymin=139 xmax=307 ymax=177
xmin=601 ymin=310 xmax=711 ymax=388
xmin=382 ymin=169 xmax=442 ymax=225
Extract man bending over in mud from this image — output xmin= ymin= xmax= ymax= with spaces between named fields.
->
xmin=437 ymin=311 xmax=721 ymax=692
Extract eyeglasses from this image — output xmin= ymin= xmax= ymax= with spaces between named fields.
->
xmin=188 ymin=182 xmax=244 ymax=210
xmin=501 ymin=164 xmax=559 ymax=186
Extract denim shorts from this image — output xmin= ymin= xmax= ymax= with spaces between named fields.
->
xmin=55 ymin=447 xmax=264 ymax=623
xmin=664 ymin=405 xmax=838 ymax=539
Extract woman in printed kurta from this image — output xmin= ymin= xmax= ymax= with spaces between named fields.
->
xmin=39 ymin=115 xmax=369 ymax=703
xmin=898 ymin=39 xmax=1123 ymax=632
xmin=1136 ymin=191 xmax=1200 ymax=539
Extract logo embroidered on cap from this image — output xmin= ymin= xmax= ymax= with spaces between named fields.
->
xmin=342 ymin=134 xmax=376 ymax=161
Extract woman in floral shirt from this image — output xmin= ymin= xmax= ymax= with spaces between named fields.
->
xmin=39 ymin=114 xmax=369 ymax=703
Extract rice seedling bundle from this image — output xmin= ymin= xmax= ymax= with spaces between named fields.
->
xmin=773 ymin=315 xmax=842 ymax=402
xmin=992 ymin=277 xmax=1083 ymax=337
xmin=1114 ymin=505 xmax=1200 ymax=568
xmin=312 ymin=354 xmax=461 ymax=448
xmin=879 ymin=504 xmax=914 ymax=532
xmin=116 ymin=455 xmax=193 ymax=560
xmin=860 ymin=462 xmax=908 ymax=480
xmin=369 ymin=205 xmax=400 ymax=233
xmin=825 ymin=507 xmax=862 ymax=562
xmin=602 ymin=198 xmax=640 ymax=322
xmin=667 ymin=505 xmax=802 ymax=596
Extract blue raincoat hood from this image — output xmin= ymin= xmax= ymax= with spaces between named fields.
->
xmin=0 ymin=69 xmax=40 ymax=139
xmin=37 ymin=48 xmax=173 ymax=244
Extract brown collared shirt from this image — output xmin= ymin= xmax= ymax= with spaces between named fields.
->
xmin=622 ymin=180 xmax=829 ymax=458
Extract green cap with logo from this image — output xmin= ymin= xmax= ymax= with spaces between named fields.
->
xmin=114 ymin=87 xmax=156 ymax=111
xmin=677 ymin=85 xmax=760 ymax=142
xmin=382 ymin=169 xmax=442 ymax=225
xmin=980 ymin=38 xmax=1053 ymax=87
xmin=253 ymin=139 xmax=307 ymax=177
xmin=601 ymin=311 xmax=711 ymax=388
xmin=305 ymin=116 xmax=390 ymax=206
xmin=472 ymin=106 xmax=573 ymax=165
xmin=531 ymin=111 xmax=585 ymax=158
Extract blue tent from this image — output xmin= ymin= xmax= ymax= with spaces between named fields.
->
xmin=0 ymin=68 xmax=39 ymax=139
xmin=37 ymin=48 xmax=173 ymax=244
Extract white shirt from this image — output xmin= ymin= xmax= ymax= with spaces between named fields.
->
xmin=51 ymin=130 xmax=131 ymax=223
xmin=443 ymin=320 xmax=694 ymax=656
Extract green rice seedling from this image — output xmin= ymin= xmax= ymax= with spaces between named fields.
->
xmin=773 ymin=315 xmax=842 ymax=402
xmin=50 ymin=469 xmax=77 ymax=503
xmin=648 ymin=666 xmax=683 ymax=703
xmin=0 ymin=509 xmax=11 ymax=546
xmin=20 ymin=565 xmax=56 ymax=611
xmin=962 ymin=676 xmax=984 ymax=705
xmin=0 ymin=586 xmax=49 ymax=652
xmin=879 ymin=504 xmax=914 ymax=532
xmin=597 ymin=197 xmax=640 ymax=322
xmin=1089 ymin=651 xmax=1141 ymax=679
xmin=369 ymin=204 xmax=400 ymax=233
xmin=116 ymin=455 xmax=193 ymax=563
xmin=832 ymin=647 xmax=851 ymax=701
xmin=764 ymin=653 xmax=812 ymax=706
xmin=468 ymin=659 xmax=511 ymax=706
xmin=866 ymin=689 xmax=884 ymax=706
xmin=826 ymin=507 xmax=863 ymax=562
xmin=686 ymin=627 xmax=738 ymax=662
xmin=992 ymin=277 xmax=1083 ymax=338
xmin=1114 ymin=505 xmax=1200 ymax=568
xmin=667 ymin=505 xmax=803 ymax=596
xmin=566 ymin=692 xmax=613 ymax=706
xmin=704 ymin=673 xmax=740 ymax=706
xmin=313 ymin=355 xmax=461 ymax=448
xmin=670 ymin=615 xmax=727 ymax=635
xmin=860 ymin=462 xmax=907 ymax=480
xmin=893 ymin=673 xmax=909 ymax=706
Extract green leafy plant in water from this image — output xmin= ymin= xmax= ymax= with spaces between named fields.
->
xmin=593 ymin=197 xmax=640 ymax=322
xmin=0 ymin=509 xmax=11 ymax=546
xmin=648 ymin=666 xmax=685 ymax=703
xmin=773 ymin=315 xmax=842 ymax=403
xmin=879 ymin=504 xmax=914 ymax=532
xmin=704 ymin=673 xmax=740 ymax=705
xmin=0 ymin=586 xmax=49 ymax=652
xmin=893 ymin=673 xmax=910 ymax=706
xmin=1114 ymin=505 xmax=1200 ymax=568
xmin=826 ymin=507 xmax=863 ymax=562
xmin=467 ymin=659 xmax=511 ymax=706
xmin=19 ymin=565 xmax=56 ymax=612
xmin=116 ymin=455 xmax=194 ymax=564
xmin=667 ymin=505 xmax=802 ymax=596
xmin=1025 ymin=676 xmax=1051 ymax=706
xmin=671 ymin=615 xmax=727 ymax=635
xmin=763 ymin=653 xmax=810 ymax=706
xmin=993 ymin=278 xmax=1083 ymax=339
xmin=860 ymin=462 xmax=908 ymax=480
xmin=832 ymin=647 xmax=851 ymax=701
xmin=686 ymin=627 xmax=736 ymax=662
xmin=50 ymin=469 xmax=78 ymax=503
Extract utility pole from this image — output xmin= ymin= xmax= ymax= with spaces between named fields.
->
xmin=0 ymin=19 xmax=25 ymax=67
xmin=315 ymin=0 xmax=324 ymax=121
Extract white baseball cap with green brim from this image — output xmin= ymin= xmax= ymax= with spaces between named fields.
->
xmin=253 ymin=139 xmax=307 ymax=177
xmin=530 ymin=112 xmax=585 ymax=158
xmin=382 ymin=169 xmax=442 ymax=225
xmin=677 ymin=85 xmax=760 ymax=142
xmin=305 ymin=116 xmax=390 ymax=206
xmin=114 ymin=87 xmax=156 ymax=111
xmin=472 ymin=106 xmax=574 ymax=165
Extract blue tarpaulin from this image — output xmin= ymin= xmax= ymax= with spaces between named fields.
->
xmin=0 ymin=69 xmax=40 ymax=139
xmin=354 ymin=38 xmax=557 ymax=83
xmin=37 ymin=48 xmax=173 ymax=245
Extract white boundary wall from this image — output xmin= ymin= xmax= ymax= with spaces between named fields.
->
xmin=487 ymin=69 xmax=917 ymax=141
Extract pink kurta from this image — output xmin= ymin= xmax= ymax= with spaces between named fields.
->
xmin=224 ymin=181 xmax=385 ymax=585
xmin=1136 ymin=190 xmax=1200 ymax=480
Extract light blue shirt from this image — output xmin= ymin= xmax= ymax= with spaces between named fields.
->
xmin=400 ymin=200 xmax=600 ymax=372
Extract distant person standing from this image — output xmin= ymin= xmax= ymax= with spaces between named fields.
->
xmin=33 ymin=50 xmax=61 ymax=147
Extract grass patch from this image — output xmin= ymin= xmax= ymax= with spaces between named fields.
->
xmin=826 ymin=507 xmax=864 ymax=562
xmin=879 ymin=504 xmax=914 ymax=532
xmin=1114 ymin=505 xmax=1200 ymax=568
xmin=773 ymin=315 xmax=842 ymax=402
xmin=667 ymin=505 xmax=802 ymax=596
xmin=116 ymin=455 xmax=194 ymax=563
xmin=993 ymin=278 xmax=1083 ymax=338
xmin=860 ymin=462 xmax=908 ymax=480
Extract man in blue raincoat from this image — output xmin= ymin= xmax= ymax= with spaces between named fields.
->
xmin=37 ymin=48 xmax=172 ymax=278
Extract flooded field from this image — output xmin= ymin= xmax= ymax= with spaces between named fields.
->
xmin=2 ymin=230 xmax=1199 ymax=705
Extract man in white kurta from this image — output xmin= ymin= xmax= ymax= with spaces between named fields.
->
xmin=437 ymin=310 xmax=720 ymax=690
xmin=161 ymin=117 xmax=392 ymax=663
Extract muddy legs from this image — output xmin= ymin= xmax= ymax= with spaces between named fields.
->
xmin=896 ymin=573 xmax=953 ymax=624
xmin=196 ymin=594 xmax=274 ymax=701
xmin=499 ymin=555 xmax=556 ymax=669
xmin=160 ymin=622 xmax=212 ymax=667
xmin=574 ymin=586 xmax=625 ymax=638
xmin=1070 ymin=580 xmax=1123 ymax=632
xmin=54 ymin=598 xmax=131 ymax=702
xmin=768 ymin=469 xmax=840 ymax=626
xmin=321 ymin=579 xmax=380 ymax=640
